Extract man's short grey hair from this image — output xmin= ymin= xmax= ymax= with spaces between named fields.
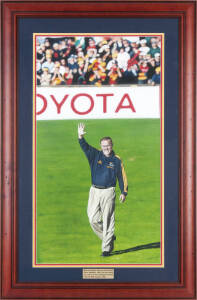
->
xmin=100 ymin=137 xmax=113 ymax=145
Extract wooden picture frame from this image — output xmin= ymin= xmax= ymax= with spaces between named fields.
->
xmin=1 ymin=0 xmax=196 ymax=299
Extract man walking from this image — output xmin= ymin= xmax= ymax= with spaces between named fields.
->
xmin=78 ymin=123 xmax=128 ymax=256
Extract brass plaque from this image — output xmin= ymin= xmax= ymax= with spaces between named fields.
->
xmin=83 ymin=268 xmax=114 ymax=279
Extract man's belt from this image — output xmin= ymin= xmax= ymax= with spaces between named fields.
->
xmin=92 ymin=184 xmax=114 ymax=189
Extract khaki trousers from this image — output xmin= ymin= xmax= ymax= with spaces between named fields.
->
xmin=87 ymin=186 xmax=116 ymax=252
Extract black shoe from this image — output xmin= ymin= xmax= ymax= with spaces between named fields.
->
xmin=101 ymin=235 xmax=116 ymax=256
xmin=101 ymin=251 xmax=111 ymax=257
xmin=109 ymin=235 xmax=116 ymax=252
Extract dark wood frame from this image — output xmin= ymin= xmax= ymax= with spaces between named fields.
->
xmin=1 ymin=0 xmax=196 ymax=299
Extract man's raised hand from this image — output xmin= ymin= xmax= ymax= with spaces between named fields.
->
xmin=78 ymin=123 xmax=86 ymax=139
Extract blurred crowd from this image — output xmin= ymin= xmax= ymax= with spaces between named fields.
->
xmin=36 ymin=36 xmax=161 ymax=87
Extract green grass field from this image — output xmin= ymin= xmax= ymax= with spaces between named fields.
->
xmin=36 ymin=119 xmax=161 ymax=265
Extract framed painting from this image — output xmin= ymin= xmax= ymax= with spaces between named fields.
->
xmin=1 ymin=0 xmax=196 ymax=299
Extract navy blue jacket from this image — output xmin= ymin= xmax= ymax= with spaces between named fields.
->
xmin=79 ymin=137 xmax=128 ymax=196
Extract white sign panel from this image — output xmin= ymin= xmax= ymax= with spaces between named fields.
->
xmin=36 ymin=86 xmax=160 ymax=120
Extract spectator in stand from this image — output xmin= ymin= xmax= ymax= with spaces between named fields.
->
xmin=86 ymin=38 xmax=97 ymax=57
xmin=67 ymin=38 xmax=77 ymax=56
xmin=111 ymin=48 xmax=118 ymax=61
xmin=123 ymin=64 xmax=139 ymax=84
xmin=52 ymin=43 xmax=61 ymax=62
xmin=154 ymin=53 xmax=161 ymax=67
xmin=85 ymin=48 xmax=97 ymax=64
xmin=122 ymin=39 xmax=132 ymax=55
xmin=130 ymin=41 xmax=139 ymax=57
xmin=42 ymin=54 xmax=55 ymax=73
xmin=36 ymin=61 xmax=42 ymax=85
xmin=138 ymin=61 xmax=149 ymax=84
xmin=114 ymin=37 xmax=123 ymax=51
xmin=75 ymin=37 xmax=85 ymax=50
xmin=59 ymin=40 xmax=68 ymax=61
xmin=68 ymin=55 xmax=78 ymax=72
xmin=60 ymin=40 xmax=67 ymax=52
xmin=37 ymin=46 xmax=46 ymax=64
xmin=127 ymin=48 xmax=139 ymax=68
xmin=138 ymin=52 xmax=147 ymax=63
xmin=98 ymin=43 xmax=111 ymax=63
xmin=44 ymin=38 xmax=51 ymax=50
xmin=145 ymin=53 xmax=152 ymax=63
xmin=51 ymin=62 xmax=65 ymax=86
xmin=151 ymin=66 xmax=160 ymax=85
xmin=108 ymin=61 xmax=122 ymax=85
xmin=77 ymin=50 xmax=85 ymax=65
xmin=88 ymin=56 xmax=107 ymax=86
xmin=59 ymin=58 xmax=67 ymax=76
xmin=117 ymin=48 xmax=130 ymax=71
xmin=45 ymin=48 xmax=53 ymax=58
xmin=63 ymin=66 xmax=73 ymax=85
xmin=77 ymin=60 xmax=86 ymax=84
xmin=37 ymin=36 xmax=45 ymax=46
xmin=139 ymin=39 xmax=150 ymax=55
xmin=147 ymin=58 xmax=156 ymax=83
xmin=40 ymin=67 xmax=52 ymax=86
xmin=61 ymin=38 xmax=76 ymax=59
xmin=40 ymin=44 xmax=46 ymax=52
xmin=155 ymin=36 xmax=161 ymax=49
xmin=149 ymin=39 xmax=160 ymax=57
xmin=68 ymin=55 xmax=78 ymax=83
